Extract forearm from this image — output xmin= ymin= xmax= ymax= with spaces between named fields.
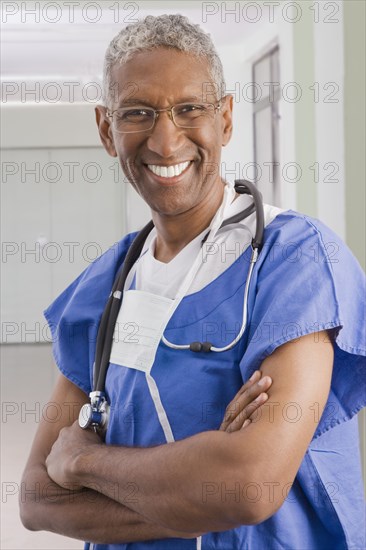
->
xmin=20 ymin=467 xmax=202 ymax=543
xmin=73 ymin=430 xmax=253 ymax=533
xmin=44 ymin=371 xmax=273 ymax=536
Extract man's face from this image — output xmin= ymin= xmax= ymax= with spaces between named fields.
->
xmin=97 ymin=47 xmax=233 ymax=217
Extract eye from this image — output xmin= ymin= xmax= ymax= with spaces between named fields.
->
xmin=176 ymin=104 xmax=206 ymax=115
xmin=117 ymin=108 xmax=154 ymax=121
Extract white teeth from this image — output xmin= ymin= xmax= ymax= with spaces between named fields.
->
xmin=147 ymin=161 xmax=190 ymax=178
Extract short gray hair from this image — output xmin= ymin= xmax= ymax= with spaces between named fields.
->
xmin=102 ymin=14 xmax=225 ymax=107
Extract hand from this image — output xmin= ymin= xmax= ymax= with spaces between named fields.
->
xmin=46 ymin=420 xmax=102 ymax=490
xmin=219 ymin=371 xmax=272 ymax=433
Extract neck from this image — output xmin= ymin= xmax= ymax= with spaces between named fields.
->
xmin=151 ymin=182 xmax=226 ymax=263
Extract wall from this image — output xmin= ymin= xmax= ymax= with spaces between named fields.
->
xmin=343 ymin=0 xmax=366 ymax=489
xmin=1 ymin=104 xmax=128 ymax=343
xmin=291 ymin=0 xmax=365 ymax=489
xmin=344 ymin=0 xmax=366 ymax=269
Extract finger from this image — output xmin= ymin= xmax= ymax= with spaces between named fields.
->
xmin=219 ymin=371 xmax=262 ymax=430
xmin=241 ymin=419 xmax=251 ymax=430
xmin=226 ymin=392 xmax=268 ymax=433
xmin=230 ymin=376 xmax=272 ymax=420
xmin=219 ymin=376 xmax=272 ymax=430
xmin=228 ymin=371 xmax=262 ymax=405
xmin=236 ymin=370 xmax=261 ymax=396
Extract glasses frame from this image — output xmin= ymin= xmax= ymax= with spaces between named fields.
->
xmin=106 ymin=97 xmax=226 ymax=134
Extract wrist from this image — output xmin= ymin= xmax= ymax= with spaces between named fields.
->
xmin=69 ymin=438 xmax=101 ymax=486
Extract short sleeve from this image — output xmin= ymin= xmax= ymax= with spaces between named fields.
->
xmin=44 ymin=233 xmax=136 ymax=394
xmin=239 ymin=211 xmax=366 ymax=438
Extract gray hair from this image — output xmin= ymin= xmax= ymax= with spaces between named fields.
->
xmin=102 ymin=14 xmax=225 ymax=107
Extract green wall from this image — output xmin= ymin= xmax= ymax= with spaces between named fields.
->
xmin=344 ymin=0 xmax=366 ymax=270
xmin=293 ymin=3 xmax=317 ymax=217
xmin=344 ymin=0 xmax=366 ymax=492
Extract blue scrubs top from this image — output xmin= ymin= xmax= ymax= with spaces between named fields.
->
xmin=44 ymin=210 xmax=366 ymax=550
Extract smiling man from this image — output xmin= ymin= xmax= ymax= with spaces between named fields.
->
xmin=100 ymin=46 xmax=233 ymax=262
xmin=20 ymin=14 xmax=365 ymax=550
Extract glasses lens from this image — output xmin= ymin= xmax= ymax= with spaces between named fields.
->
xmin=173 ymin=103 xmax=215 ymax=128
xmin=113 ymin=107 xmax=155 ymax=133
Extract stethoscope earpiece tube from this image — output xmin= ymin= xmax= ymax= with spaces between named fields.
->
xmin=95 ymin=220 xmax=155 ymax=393
xmin=166 ymin=180 xmax=264 ymax=354
xmin=234 ymin=179 xmax=264 ymax=250
xmin=79 ymin=221 xmax=155 ymax=435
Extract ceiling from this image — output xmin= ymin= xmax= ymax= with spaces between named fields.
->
xmin=1 ymin=1 xmax=268 ymax=101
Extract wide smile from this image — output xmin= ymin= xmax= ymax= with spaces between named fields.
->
xmin=144 ymin=161 xmax=192 ymax=184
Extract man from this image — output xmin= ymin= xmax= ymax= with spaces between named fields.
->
xmin=20 ymin=14 xmax=365 ymax=550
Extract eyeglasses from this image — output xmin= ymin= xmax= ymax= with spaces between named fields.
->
xmin=106 ymin=99 xmax=224 ymax=134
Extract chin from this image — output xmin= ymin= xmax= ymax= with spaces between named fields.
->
xmin=152 ymin=203 xmax=190 ymax=217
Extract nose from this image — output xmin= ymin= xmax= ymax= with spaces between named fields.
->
xmin=146 ymin=111 xmax=186 ymax=158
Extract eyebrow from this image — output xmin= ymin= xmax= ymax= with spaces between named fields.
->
xmin=117 ymin=96 xmax=203 ymax=107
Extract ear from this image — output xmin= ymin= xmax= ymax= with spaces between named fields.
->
xmin=95 ymin=105 xmax=117 ymax=157
xmin=221 ymin=95 xmax=233 ymax=147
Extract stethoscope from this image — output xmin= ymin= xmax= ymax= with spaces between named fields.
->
xmin=79 ymin=179 xmax=264 ymax=435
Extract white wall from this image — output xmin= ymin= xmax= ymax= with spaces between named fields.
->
xmin=218 ymin=13 xmax=297 ymax=211
xmin=1 ymin=103 xmax=128 ymax=343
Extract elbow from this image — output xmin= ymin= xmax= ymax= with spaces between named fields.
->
xmin=232 ymin=486 xmax=288 ymax=526
xmin=220 ymin=469 xmax=287 ymax=527
xmin=18 ymin=470 xmax=45 ymax=532
xmin=19 ymin=499 xmax=39 ymax=532
xmin=222 ymin=452 xmax=289 ymax=526
xmin=247 ymin=502 xmax=283 ymax=525
xmin=231 ymin=500 xmax=283 ymax=527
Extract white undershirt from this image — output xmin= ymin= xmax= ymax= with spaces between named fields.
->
xmin=125 ymin=193 xmax=284 ymax=299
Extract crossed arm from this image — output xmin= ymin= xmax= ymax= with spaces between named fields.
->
xmin=19 ymin=374 xmax=204 ymax=544
xmin=19 ymin=365 xmax=270 ymax=543
xmin=20 ymin=330 xmax=333 ymax=542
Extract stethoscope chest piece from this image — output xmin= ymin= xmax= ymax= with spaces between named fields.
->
xmin=79 ymin=391 xmax=110 ymax=437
